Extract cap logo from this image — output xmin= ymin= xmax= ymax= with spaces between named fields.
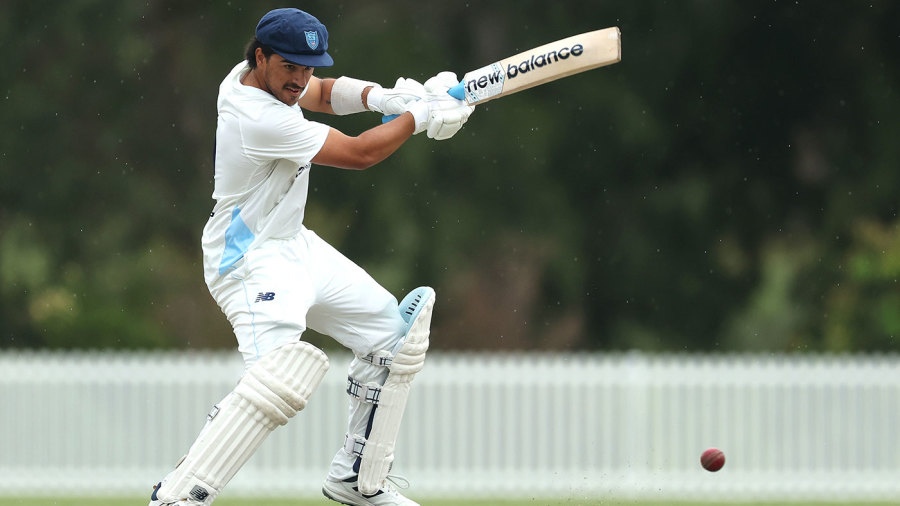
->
xmin=305 ymin=30 xmax=319 ymax=50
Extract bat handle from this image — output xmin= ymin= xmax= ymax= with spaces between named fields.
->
xmin=381 ymin=82 xmax=466 ymax=123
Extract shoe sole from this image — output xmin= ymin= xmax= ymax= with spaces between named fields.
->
xmin=322 ymin=486 xmax=357 ymax=506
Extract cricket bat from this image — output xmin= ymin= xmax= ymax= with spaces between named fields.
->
xmin=383 ymin=27 xmax=620 ymax=121
xmin=447 ymin=27 xmax=621 ymax=104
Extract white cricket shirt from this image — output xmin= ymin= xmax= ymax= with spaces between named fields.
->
xmin=201 ymin=62 xmax=331 ymax=284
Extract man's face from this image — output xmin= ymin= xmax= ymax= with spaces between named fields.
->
xmin=256 ymin=50 xmax=315 ymax=106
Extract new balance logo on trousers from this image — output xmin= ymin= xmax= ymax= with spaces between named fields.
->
xmin=255 ymin=292 xmax=275 ymax=302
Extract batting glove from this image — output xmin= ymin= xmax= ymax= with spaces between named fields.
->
xmin=422 ymin=71 xmax=474 ymax=140
xmin=367 ymin=77 xmax=426 ymax=115
xmin=402 ymin=99 xmax=431 ymax=135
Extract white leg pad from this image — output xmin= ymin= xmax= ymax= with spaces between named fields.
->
xmin=356 ymin=287 xmax=434 ymax=495
xmin=155 ymin=342 xmax=329 ymax=505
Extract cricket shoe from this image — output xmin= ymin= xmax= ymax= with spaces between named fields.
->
xmin=148 ymin=481 xmax=205 ymax=506
xmin=322 ymin=475 xmax=419 ymax=506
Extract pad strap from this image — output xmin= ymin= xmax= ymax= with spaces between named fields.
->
xmin=344 ymin=433 xmax=367 ymax=459
xmin=347 ymin=375 xmax=382 ymax=405
xmin=360 ymin=350 xmax=393 ymax=367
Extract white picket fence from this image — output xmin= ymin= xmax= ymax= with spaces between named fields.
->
xmin=1 ymin=350 xmax=899 ymax=502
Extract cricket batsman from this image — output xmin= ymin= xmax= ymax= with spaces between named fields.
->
xmin=148 ymin=8 xmax=473 ymax=506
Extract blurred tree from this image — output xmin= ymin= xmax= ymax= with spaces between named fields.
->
xmin=1 ymin=0 xmax=898 ymax=353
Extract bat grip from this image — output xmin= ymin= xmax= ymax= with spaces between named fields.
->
xmin=381 ymin=83 xmax=465 ymax=123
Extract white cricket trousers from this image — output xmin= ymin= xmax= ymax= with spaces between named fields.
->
xmin=206 ymin=226 xmax=407 ymax=481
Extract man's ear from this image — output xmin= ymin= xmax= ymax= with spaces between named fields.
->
xmin=255 ymin=47 xmax=267 ymax=68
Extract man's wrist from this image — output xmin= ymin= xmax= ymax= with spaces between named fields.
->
xmin=405 ymin=101 xmax=430 ymax=134
xmin=363 ymin=86 xmax=378 ymax=111
xmin=331 ymin=77 xmax=378 ymax=115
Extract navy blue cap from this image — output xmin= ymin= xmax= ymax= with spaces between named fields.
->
xmin=256 ymin=8 xmax=334 ymax=67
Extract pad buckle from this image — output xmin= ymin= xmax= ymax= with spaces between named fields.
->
xmin=360 ymin=351 xmax=393 ymax=367
xmin=343 ymin=433 xmax=366 ymax=458
xmin=207 ymin=404 xmax=220 ymax=421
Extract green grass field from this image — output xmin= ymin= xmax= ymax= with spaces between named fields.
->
xmin=0 ymin=499 xmax=895 ymax=506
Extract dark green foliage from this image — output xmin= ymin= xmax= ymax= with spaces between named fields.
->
xmin=1 ymin=1 xmax=898 ymax=352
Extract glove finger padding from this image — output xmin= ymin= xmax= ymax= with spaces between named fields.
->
xmin=394 ymin=77 xmax=426 ymax=94
xmin=425 ymin=96 xmax=474 ymax=140
xmin=424 ymin=71 xmax=461 ymax=93
xmin=427 ymin=107 xmax=473 ymax=140
xmin=403 ymin=100 xmax=431 ymax=135
xmin=368 ymin=77 xmax=425 ymax=115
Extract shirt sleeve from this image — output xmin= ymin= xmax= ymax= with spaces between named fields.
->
xmin=241 ymin=105 xmax=330 ymax=166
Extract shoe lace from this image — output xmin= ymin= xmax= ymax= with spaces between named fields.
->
xmin=383 ymin=474 xmax=410 ymax=492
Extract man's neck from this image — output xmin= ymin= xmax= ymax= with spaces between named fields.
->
xmin=240 ymin=68 xmax=263 ymax=91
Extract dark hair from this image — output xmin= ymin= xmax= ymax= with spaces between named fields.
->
xmin=244 ymin=36 xmax=275 ymax=68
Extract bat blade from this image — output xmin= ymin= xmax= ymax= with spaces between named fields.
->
xmin=451 ymin=27 xmax=621 ymax=105
xmin=382 ymin=27 xmax=620 ymax=123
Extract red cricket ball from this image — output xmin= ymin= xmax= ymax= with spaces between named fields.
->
xmin=701 ymin=448 xmax=725 ymax=472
